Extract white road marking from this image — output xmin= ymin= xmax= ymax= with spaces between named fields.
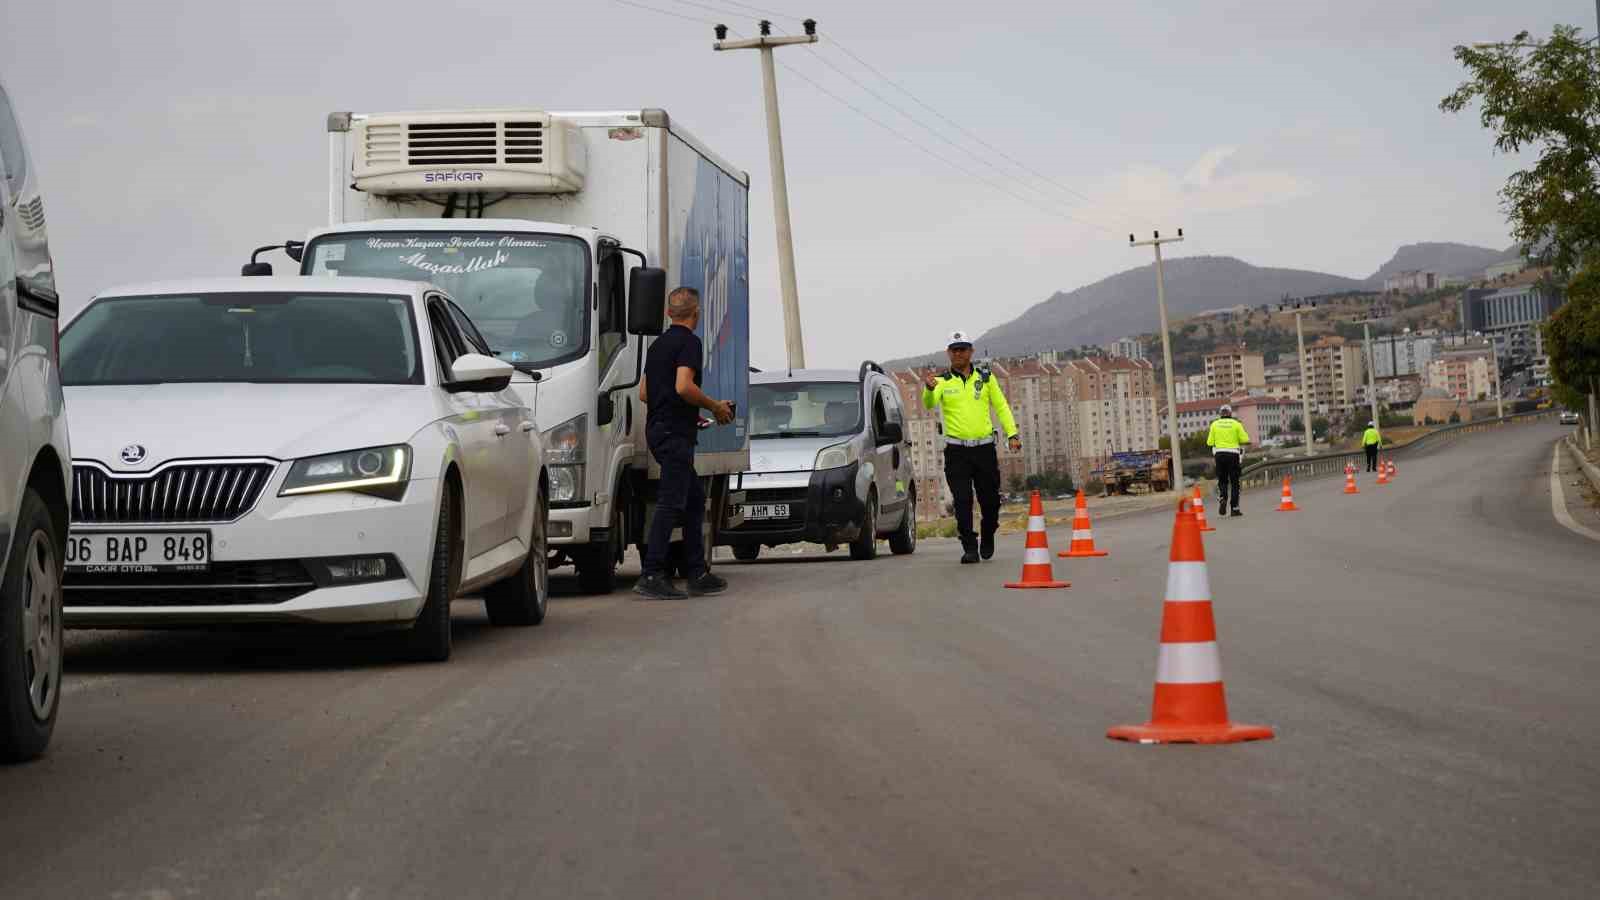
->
xmin=1549 ymin=443 xmax=1600 ymax=543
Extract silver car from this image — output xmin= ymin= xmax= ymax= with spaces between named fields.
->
xmin=0 ymin=81 xmax=70 ymax=762
xmin=724 ymin=363 xmax=917 ymax=561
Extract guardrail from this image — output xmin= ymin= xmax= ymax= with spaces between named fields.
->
xmin=1235 ymin=410 xmax=1558 ymax=492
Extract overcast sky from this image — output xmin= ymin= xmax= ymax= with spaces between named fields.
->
xmin=3 ymin=1 xmax=1586 ymax=368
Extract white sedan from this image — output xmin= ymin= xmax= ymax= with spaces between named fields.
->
xmin=56 ymin=277 xmax=549 ymax=661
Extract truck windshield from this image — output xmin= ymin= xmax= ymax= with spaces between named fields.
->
xmin=748 ymin=382 xmax=861 ymax=439
xmin=303 ymin=231 xmax=589 ymax=369
xmin=60 ymin=292 xmax=423 ymax=385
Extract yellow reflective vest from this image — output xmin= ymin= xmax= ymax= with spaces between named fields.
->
xmin=1363 ymin=427 xmax=1381 ymax=447
xmin=1206 ymin=417 xmax=1250 ymax=452
xmin=921 ymin=367 xmax=1018 ymax=441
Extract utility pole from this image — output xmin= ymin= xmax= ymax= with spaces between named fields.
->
xmin=714 ymin=19 xmax=817 ymax=370
xmin=1279 ymin=298 xmax=1317 ymax=456
xmin=1132 ymin=229 xmax=1186 ymax=492
xmin=1354 ymin=303 xmax=1388 ymax=430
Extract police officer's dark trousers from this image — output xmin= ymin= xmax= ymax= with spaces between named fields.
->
xmin=1365 ymin=444 xmax=1378 ymax=471
xmin=944 ymin=442 xmax=1001 ymax=551
xmin=1213 ymin=451 xmax=1242 ymax=512
xmin=642 ymin=426 xmax=706 ymax=580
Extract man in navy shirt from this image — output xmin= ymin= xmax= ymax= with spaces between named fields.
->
xmin=634 ymin=287 xmax=734 ymax=600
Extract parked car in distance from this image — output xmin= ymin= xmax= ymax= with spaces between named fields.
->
xmin=1559 ymin=410 xmax=1581 ymax=425
xmin=724 ymin=363 xmax=916 ymax=561
xmin=0 ymin=80 xmax=69 ymax=763
xmin=57 ymin=278 xmax=549 ymax=661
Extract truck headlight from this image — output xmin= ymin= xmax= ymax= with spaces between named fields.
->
xmin=542 ymin=415 xmax=587 ymax=503
xmin=280 ymin=444 xmax=410 ymax=500
xmin=814 ymin=441 xmax=860 ymax=471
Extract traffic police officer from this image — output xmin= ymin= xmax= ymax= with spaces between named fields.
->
xmin=1362 ymin=420 xmax=1382 ymax=472
xmin=1206 ymin=404 xmax=1250 ymax=517
xmin=922 ymin=331 xmax=1021 ymax=564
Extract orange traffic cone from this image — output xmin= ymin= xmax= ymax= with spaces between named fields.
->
xmin=1107 ymin=500 xmax=1275 ymax=745
xmin=1058 ymin=490 xmax=1109 ymax=558
xmin=1387 ymin=459 xmax=1397 ymax=480
xmin=1191 ymin=484 xmax=1216 ymax=532
xmin=1376 ymin=459 xmax=1390 ymax=485
xmin=1275 ymin=475 xmax=1299 ymax=512
xmin=1343 ymin=464 xmax=1360 ymax=495
xmin=1004 ymin=491 xmax=1070 ymax=589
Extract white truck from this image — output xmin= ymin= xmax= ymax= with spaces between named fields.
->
xmin=278 ymin=109 xmax=750 ymax=591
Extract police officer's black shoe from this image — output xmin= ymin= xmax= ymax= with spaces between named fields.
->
xmin=960 ymin=547 xmax=980 ymax=564
xmin=1231 ymin=508 xmax=1244 ymax=517
xmin=979 ymin=531 xmax=996 ymax=560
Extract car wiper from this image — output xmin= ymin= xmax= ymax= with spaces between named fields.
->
xmin=749 ymin=430 xmax=825 ymax=439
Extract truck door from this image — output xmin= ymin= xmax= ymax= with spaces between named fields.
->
xmin=594 ymin=242 xmax=633 ymax=504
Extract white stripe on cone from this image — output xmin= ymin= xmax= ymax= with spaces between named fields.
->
xmin=1072 ymin=529 xmax=1093 ymax=541
xmin=1028 ymin=516 xmax=1045 ymax=530
xmin=1024 ymin=547 xmax=1052 ymax=565
xmin=1164 ymin=561 xmax=1211 ymax=603
xmin=1155 ymin=641 xmax=1223 ymax=684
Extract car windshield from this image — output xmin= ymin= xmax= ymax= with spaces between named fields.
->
xmin=302 ymin=231 xmax=589 ymax=369
xmin=748 ymin=381 xmax=862 ymax=439
xmin=60 ymin=292 xmax=422 ymax=385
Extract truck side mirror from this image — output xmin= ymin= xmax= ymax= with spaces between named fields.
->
xmin=597 ymin=392 xmax=615 ymax=426
xmin=878 ymin=422 xmax=904 ymax=446
xmin=241 ymin=262 xmax=272 ymax=276
xmin=284 ymin=240 xmax=305 ymax=263
xmin=628 ymin=267 xmax=667 ymax=336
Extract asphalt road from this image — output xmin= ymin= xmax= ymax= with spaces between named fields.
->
xmin=2 ymin=422 xmax=1596 ymax=899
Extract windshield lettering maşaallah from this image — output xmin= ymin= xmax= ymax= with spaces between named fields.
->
xmin=748 ymin=382 xmax=862 ymax=439
xmin=59 ymin=293 xmax=422 ymax=385
xmin=304 ymin=232 xmax=589 ymax=368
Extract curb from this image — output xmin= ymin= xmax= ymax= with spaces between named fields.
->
xmin=1564 ymin=436 xmax=1600 ymax=496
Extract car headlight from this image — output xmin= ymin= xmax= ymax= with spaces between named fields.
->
xmin=814 ymin=440 xmax=860 ymax=471
xmin=542 ymin=415 xmax=586 ymax=503
xmin=280 ymin=444 xmax=411 ymax=501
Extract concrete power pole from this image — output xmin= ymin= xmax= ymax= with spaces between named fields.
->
xmin=714 ymin=19 xmax=817 ymax=370
xmin=1132 ymin=230 xmax=1186 ymax=492
xmin=1280 ymin=298 xmax=1317 ymax=456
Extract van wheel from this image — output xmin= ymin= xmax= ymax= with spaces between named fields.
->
xmin=1 ymin=489 xmax=64 ymax=762
xmin=732 ymin=544 xmax=760 ymax=562
xmin=403 ymin=481 xmax=458 ymax=662
xmin=889 ymin=492 xmax=917 ymax=556
xmin=485 ymin=486 xmax=550 ymax=626
xmin=849 ymin=491 xmax=879 ymax=561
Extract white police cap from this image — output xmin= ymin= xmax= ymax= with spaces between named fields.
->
xmin=947 ymin=330 xmax=974 ymax=348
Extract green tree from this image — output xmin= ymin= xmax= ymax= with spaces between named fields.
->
xmin=1443 ymin=25 xmax=1600 ymax=424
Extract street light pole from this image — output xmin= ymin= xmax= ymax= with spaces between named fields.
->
xmin=1362 ymin=321 xmax=1381 ymax=428
xmin=1280 ymin=299 xmax=1317 ymax=456
xmin=1132 ymin=229 xmax=1186 ymax=491
xmin=714 ymin=19 xmax=818 ymax=370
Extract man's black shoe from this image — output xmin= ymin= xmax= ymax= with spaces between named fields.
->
xmin=1231 ymin=508 xmax=1244 ymax=517
xmin=632 ymin=573 xmax=687 ymax=601
xmin=686 ymin=572 xmax=728 ymax=596
xmin=980 ymin=531 xmax=996 ymax=560
xmin=1218 ymin=500 xmax=1227 ymax=519
xmin=960 ymin=548 xmax=980 ymax=564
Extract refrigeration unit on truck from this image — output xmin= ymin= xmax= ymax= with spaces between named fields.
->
xmin=285 ymin=109 xmax=750 ymax=592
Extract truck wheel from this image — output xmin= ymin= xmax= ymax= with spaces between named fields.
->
xmin=849 ymin=491 xmax=879 ymax=561
xmin=0 ymin=489 xmax=63 ymax=763
xmin=402 ymin=482 xmax=458 ymax=662
xmin=888 ymin=492 xmax=917 ymax=556
xmin=575 ymin=499 xmax=622 ymax=594
xmin=732 ymin=544 xmax=760 ymax=562
xmin=485 ymin=486 xmax=550 ymax=626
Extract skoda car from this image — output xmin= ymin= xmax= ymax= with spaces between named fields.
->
xmin=57 ymin=278 xmax=549 ymax=661
xmin=724 ymin=364 xmax=916 ymax=561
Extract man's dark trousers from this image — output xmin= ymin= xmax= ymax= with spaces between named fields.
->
xmin=944 ymin=442 xmax=1001 ymax=551
xmin=1214 ymin=451 xmax=1242 ymax=512
xmin=643 ymin=427 xmax=706 ymax=579
xmin=1365 ymin=444 xmax=1378 ymax=471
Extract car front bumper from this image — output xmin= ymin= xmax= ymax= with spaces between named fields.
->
xmin=723 ymin=463 xmax=867 ymax=547
xmin=64 ymin=477 xmax=440 ymax=627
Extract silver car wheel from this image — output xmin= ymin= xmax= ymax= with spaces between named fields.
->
xmin=20 ymin=529 xmax=62 ymax=721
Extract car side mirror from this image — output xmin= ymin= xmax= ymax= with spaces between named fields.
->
xmin=241 ymin=262 xmax=272 ymax=276
xmin=878 ymin=422 xmax=903 ymax=445
xmin=446 ymin=353 xmax=514 ymax=393
xmin=628 ymin=266 xmax=667 ymax=336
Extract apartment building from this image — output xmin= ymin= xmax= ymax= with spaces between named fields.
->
xmin=1066 ymin=357 xmax=1162 ymax=475
xmin=1204 ymin=346 xmax=1265 ymax=398
xmin=1301 ymin=336 xmax=1366 ymax=413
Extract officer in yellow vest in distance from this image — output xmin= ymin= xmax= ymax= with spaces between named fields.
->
xmin=1363 ymin=420 xmax=1382 ymax=472
xmin=921 ymin=331 xmax=1022 ymax=564
xmin=1206 ymin=404 xmax=1250 ymax=518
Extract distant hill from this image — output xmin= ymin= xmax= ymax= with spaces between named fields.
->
xmin=887 ymin=256 xmax=1367 ymax=366
xmin=1364 ymin=242 xmax=1515 ymax=285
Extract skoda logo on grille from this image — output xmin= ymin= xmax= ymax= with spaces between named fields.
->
xmin=119 ymin=444 xmax=148 ymax=465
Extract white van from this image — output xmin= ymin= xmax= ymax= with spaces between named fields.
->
xmin=0 ymin=81 xmax=70 ymax=762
